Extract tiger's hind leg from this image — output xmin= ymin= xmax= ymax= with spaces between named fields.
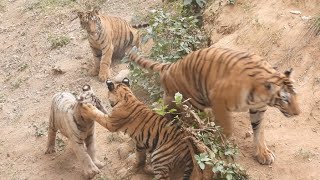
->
xmin=249 ymin=109 xmax=275 ymax=165
xmin=98 ymin=45 xmax=114 ymax=82
xmin=182 ymin=159 xmax=193 ymax=180
xmin=132 ymin=145 xmax=153 ymax=174
xmin=45 ymin=111 xmax=57 ymax=154
xmin=85 ymin=131 xmax=104 ymax=169
xmin=70 ymin=138 xmax=100 ymax=179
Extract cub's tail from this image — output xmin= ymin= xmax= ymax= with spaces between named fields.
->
xmin=128 ymin=47 xmax=170 ymax=73
xmin=131 ymin=23 xmax=149 ymax=29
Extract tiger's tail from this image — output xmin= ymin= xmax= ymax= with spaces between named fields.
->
xmin=131 ymin=23 xmax=149 ymax=28
xmin=128 ymin=48 xmax=170 ymax=73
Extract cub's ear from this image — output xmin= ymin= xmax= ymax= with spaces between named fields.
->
xmin=82 ymin=84 xmax=91 ymax=91
xmin=122 ymin=78 xmax=130 ymax=87
xmin=284 ymin=68 xmax=293 ymax=77
xmin=106 ymin=79 xmax=115 ymax=91
xmin=76 ymin=95 xmax=84 ymax=102
xmin=77 ymin=11 xmax=84 ymax=18
xmin=93 ymin=6 xmax=101 ymax=15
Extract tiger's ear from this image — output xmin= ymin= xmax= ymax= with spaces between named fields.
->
xmin=93 ymin=6 xmax=101 ymax=15
xmin=284 ymin=68 xmax=293 ymax=77
xmin=82 ymin=84 xmax=91 ymax=91
xmin=76 ymin=95 xmax=84 ymax=102
xmin=106 ymin=79 xmax=115 ymax=91
xmin=77 ymin=11 xmax=84 ymax=18
xmin=122 ymin=78 xmax=130 ymax=87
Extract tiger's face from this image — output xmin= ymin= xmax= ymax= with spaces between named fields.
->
xmin=274 ymin=88 xmax=300 ymax=117
xmin=106 ymin=78 xmax=131 ymax=108
xmin=268 ymin=69 xmax=301 ymax=117
xmin=77 ymin=7 xmax=101 ymax=33
xmin=77 ymin=84 xmax=107 ymax=114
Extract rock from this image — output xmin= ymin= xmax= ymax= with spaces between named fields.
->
xmin=290 ymin=10 xmax=302 ymax=15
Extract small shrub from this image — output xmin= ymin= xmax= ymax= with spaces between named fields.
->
xmin=26 ymin=0 xmax=76 ymax=11
xmin=152 ymin=93 xmax=248 ymax=179
xmin=311 ymin=14 xmax=320 ymax=35
xmin=129 ymin=9 xmax=206 ymax=100
xmin=33 ymin=125 xmax=45 ymax=137
xmin=56 ymin=137 xmax=66 ymax=151
xmin=0 ymin=0 xmax=5 ymax=12
xmin=48 ymin=35 xmax=70 ymax=49
xmin=227 ymin=0 xmax=236 ymax=5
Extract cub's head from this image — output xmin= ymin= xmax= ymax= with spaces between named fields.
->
xmin=77 ymin=7 xmax=101 ymax=33
xmin=105 ymin=78 xmax=132 ymax=108
xmin=77 ymin=84 xmax=107 ymax=114
xmin=267 ymin=68 xmax=301 ymax=117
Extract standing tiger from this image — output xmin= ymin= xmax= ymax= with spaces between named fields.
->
xmin=45 ymin=85 xmax=107 ymax=179
xmin=80 ymin=78 xmax=193 ymax=180
xmin=128 ymin=46 xmax=301 ymax=165
xmin=77 ymin=7 xmax=148 ymax=82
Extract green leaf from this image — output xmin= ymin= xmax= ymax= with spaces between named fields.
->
xmin=226 ymin=174 xmax=233 ymax=180
xmin=199 ymin=162 xmax=205 ymax=170
xmin=183 ymin=0 xmax=193 ymax=6
xmin=174 ymin=92 xmax=183 ymax=105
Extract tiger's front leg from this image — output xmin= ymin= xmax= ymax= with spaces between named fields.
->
xmin=90 ymin=46 xmax=102 ymax=77
xmin=81 ymin=103 xmax=114 ymax=131
xmin=98 ymin=45 xmax=114 ymax=82
xmin=249 ymin=109 xmax=275 ymax=165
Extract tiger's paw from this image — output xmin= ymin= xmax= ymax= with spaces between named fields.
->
xmin=94 ymin=160 xmax=105 ymax=169
xmin=90 ymin=69 xmax=99 ymax=76
xmin=45 ymin=147 xmax=56 ymax=154
xmin=255 ymin=147 xmax=275 ymax=165
xmin=84 ymin=165 xmax=100 ymax=179
xmin=98 ymin=73 xmax=108 ymax=82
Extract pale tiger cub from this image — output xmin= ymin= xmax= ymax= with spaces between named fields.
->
xmin=80 ymin=78 xmax=193 ymax=180
xmin=78 ymin=7 xmax=148 ymax=82
xmin=45 ymin=85 xmax=107 ymax=179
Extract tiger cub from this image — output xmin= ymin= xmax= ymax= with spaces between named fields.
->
xmin=45 ymin=85 xmax=107 ymax=179
xmin=80 ymin=78 xmax=193 ymax=180
xmin=128 ymin=46 xmax=301 ymax=165
xmin=77 ymin=7 xmax=148 ymax=82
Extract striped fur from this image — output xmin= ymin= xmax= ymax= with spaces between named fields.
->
xmin=45 ymin=85 xmax=107 ymax=179
xmin=81 ymin=78 xmax=193 ymax=180
xmin=128 ymin=46 xmax=301 ymax=165
xmin=78 ymin=7 xmax=148 ymax=82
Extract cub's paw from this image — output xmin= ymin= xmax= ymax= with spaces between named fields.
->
xmin=94 ymin=160 xmax=105 ymax=169
xmin=45 ymin=147 xmax=56 ymax=154
xmin=98 ymin=72 xmax=109 ymax=82
xmin=255 ymin=147 xmax=275 ymax=165
xmin=90 ymin=69 xmax=99 ymax=76
xmin=84 ymin=166 xmax=100 ymax=179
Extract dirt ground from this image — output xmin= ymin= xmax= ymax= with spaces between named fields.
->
xmin=0 ymin=0 xmax=319 ymax=180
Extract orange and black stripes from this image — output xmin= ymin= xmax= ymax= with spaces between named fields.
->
xmin=89 ymin=79 xmax=193 ymax=179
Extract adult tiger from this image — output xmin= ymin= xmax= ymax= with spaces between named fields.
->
xmin=45 ymin=85 xmax=107 ymax=179
xmin=128 ymin=46 xmax=301 ymax=165
xmin=80 ymin=78 xmax=193 ymax=180
xmin=77 ymin=7 xmax=148 ymax=82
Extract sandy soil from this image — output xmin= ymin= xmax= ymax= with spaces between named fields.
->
xmin=0 ymin=0 xmax=319 ymax=180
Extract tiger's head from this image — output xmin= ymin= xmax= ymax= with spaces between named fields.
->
xmin=77 ymin=7 xmax=101 ymax=34
xmin=77 ymin=84 xmax=107 ymax=114
xmin=266 ymin=68 xmax=301 ymax=117
xmin=105 ymin=78 xmax=132 ymax=108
